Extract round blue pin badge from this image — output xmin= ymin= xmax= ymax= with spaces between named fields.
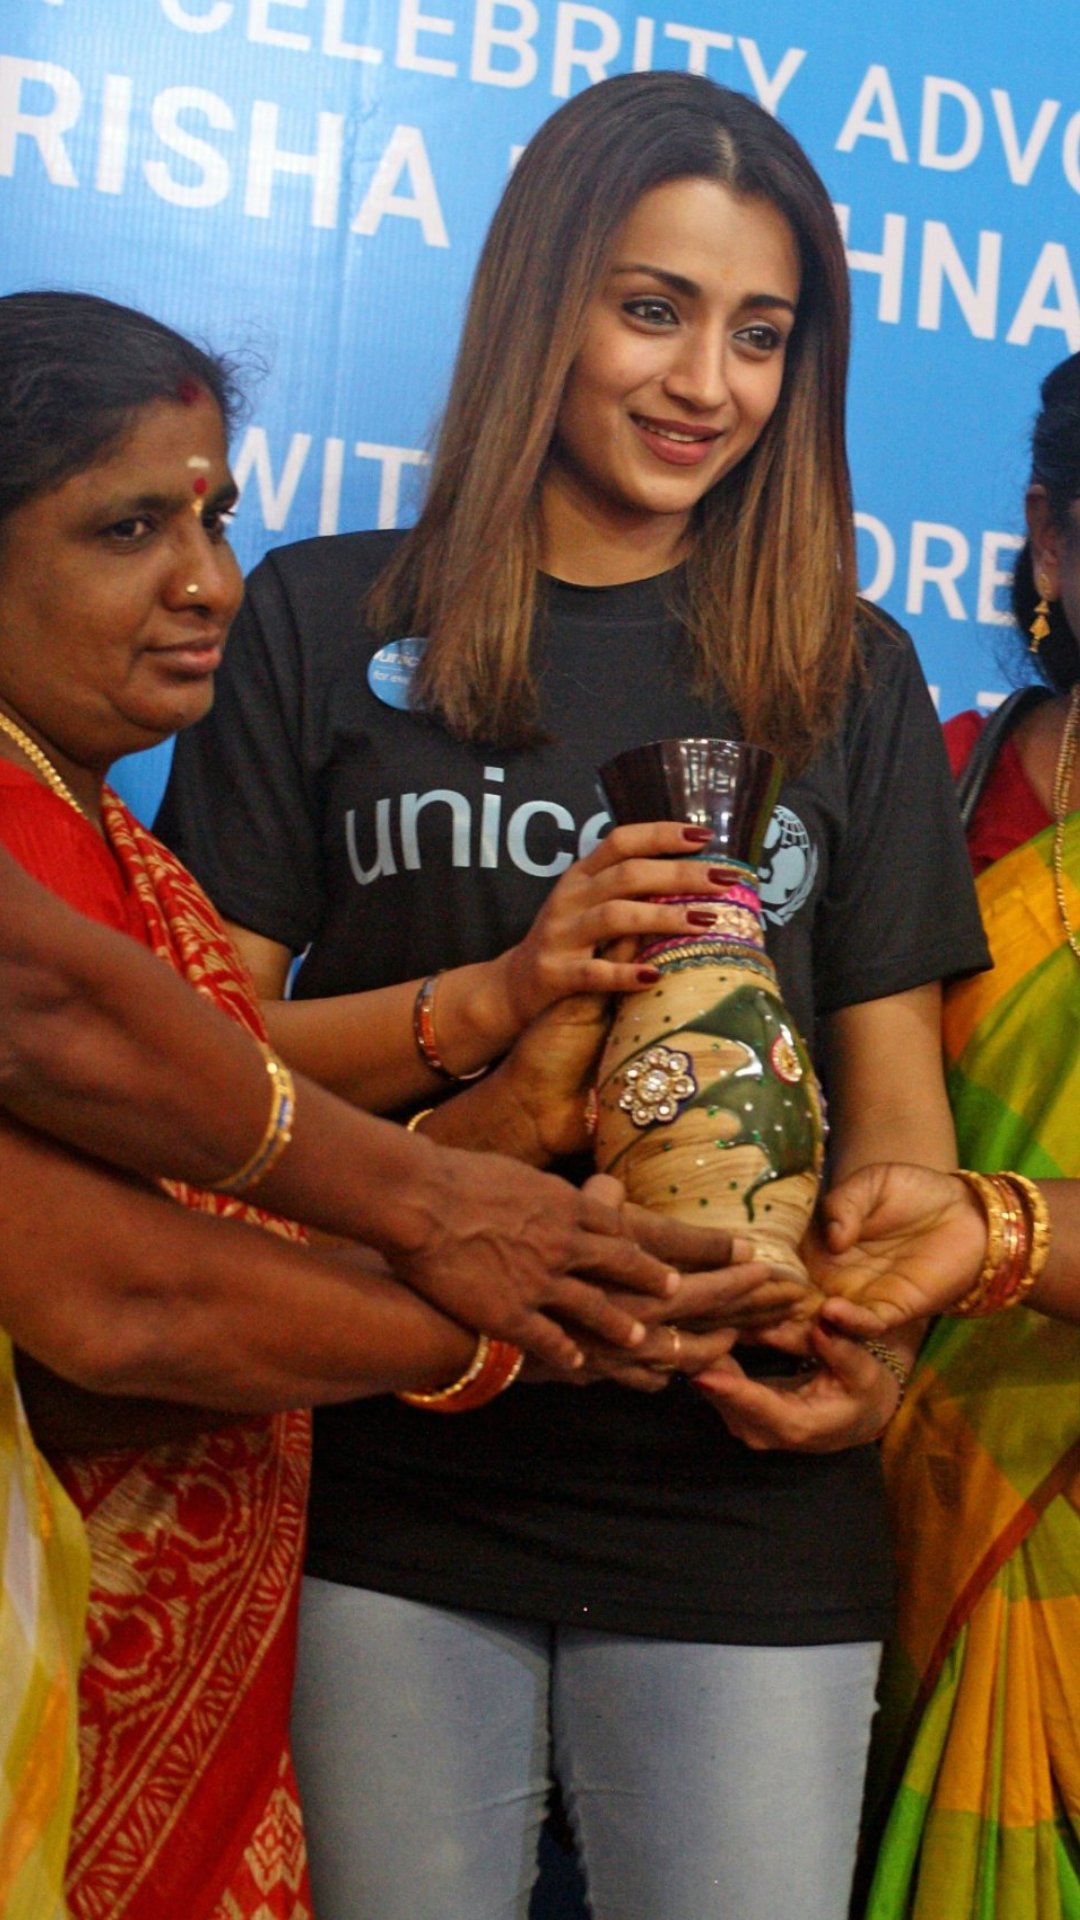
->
xmin=367 ymin=637 xmax=427 ymax=711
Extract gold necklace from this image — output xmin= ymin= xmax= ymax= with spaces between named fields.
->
xmin=1051 ymin=680 xmax=1080 ymax=965
xmin=0 ymin=709 xmax=87 ymax=819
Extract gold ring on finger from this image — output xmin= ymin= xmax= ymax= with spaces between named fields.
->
xmin=652 ymin=1324 xmax=682 ymax=1373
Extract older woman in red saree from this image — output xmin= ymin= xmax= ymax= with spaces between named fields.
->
xmin=0 ymin=292 xmax=313 ymax=1920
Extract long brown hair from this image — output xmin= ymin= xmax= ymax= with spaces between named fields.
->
xmin=367 ymin=71 xmax=859 ymax=772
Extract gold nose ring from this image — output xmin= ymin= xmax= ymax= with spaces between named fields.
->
xmin=185 ymin=583 xmax=200 ymax=596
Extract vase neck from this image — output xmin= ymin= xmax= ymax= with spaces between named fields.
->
xmin=640 ymin=857 xmax=770 ymax=971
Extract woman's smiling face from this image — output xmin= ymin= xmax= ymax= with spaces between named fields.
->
xmin=0 ymin=389 xmax=242 ymax=776
xmin=542 ymin=176 xmax=800 ymax=580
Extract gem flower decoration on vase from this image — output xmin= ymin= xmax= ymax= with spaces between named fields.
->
xmin=593 ymin=739 xmax=825 ymax=1285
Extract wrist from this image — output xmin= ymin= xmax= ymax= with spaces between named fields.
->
xmin=357 ymin=1124 xmax=458 ymax=1261
xmin=417 ymin=1065 xmax=552 ymax=1166
xmin=398 ymin=1333 xmax=525 ymax=1411
xmin=948 ymin=1170 xmax=1049 ymax=1315
xmin=424 ymin=957 xmax=521 ymax=1077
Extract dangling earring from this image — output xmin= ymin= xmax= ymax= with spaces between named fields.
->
xmin=1030 ymin=575 xmax=1053 ymax=653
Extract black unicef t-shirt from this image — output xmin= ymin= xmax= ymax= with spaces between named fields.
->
xmin=159 ymin=530 xmax=988 ymax=1643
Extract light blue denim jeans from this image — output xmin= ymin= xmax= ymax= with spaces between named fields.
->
xmin=292 ymin=1576 xmax=881 ymax=1920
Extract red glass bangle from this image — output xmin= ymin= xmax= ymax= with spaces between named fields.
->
xmin=397 ymin=1335 xmax=524 ymax=1412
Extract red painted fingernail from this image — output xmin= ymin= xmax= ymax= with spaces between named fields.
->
xmin=682 ymin=826 xmax=712 ymax=843
xmin=686 ymin=910 xmax=717 ymax=927
xmin=636 ymin=966 xmax=661 ymax=984
xmin=707 ymin=868 xmax=729 ymax=885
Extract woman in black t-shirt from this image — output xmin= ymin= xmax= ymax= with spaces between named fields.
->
xmin=159 ymin=72 xmax=986 ymax=1920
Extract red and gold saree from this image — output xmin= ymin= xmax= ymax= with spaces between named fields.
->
xmin=0 ymin=763 xmax=312 ymax=1920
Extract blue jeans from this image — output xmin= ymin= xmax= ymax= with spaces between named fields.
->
xmin=292 ymin=1577 xmax=881 ymax=1920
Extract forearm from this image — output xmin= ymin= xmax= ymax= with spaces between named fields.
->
xmin=825 ymin=984 xmax=958 ymax=1178
xmin=15 ymin=1354 xmax=236 ymax=1453
xmin=0 ymin=861 xmax=269 ymax=1183
xmin=408 ymin=1066 xmax=550 ymax=1166
xmin=830 ymin=1100 xmax=957 ymax=1178
xmin=0 ymin=863 xmax=529 ymax=1261
xmin=0 ymin=1114 xmax=473 ymax=1411
xmin=241 ymin=940 xmax=524 ymax=1114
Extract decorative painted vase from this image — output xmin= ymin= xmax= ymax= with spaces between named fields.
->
xmin=593 ymin=739 xmax=825 ymax=1284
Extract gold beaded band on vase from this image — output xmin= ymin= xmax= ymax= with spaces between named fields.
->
xmin=950 ymin=1169 xmax=1050 ymax=1316
xmin=397 ymin=1333 xmax=525 ymax=1412
xmin=412 ymin=973 xmax=489 ymax=1082
xmin=213 ymin=1042 xmax=296 ymax=1195
xmin=0 ymin=708 xmax=87 ymax=819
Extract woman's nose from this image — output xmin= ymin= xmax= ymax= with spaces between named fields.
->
xmin=167 ymin=527 xmax=242 ymax=616
xmin=663 ymin=332 xmax=731 ymax=413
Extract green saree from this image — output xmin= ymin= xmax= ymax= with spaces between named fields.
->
xmin=862 ymin=811 xmax=1080 ymax=1919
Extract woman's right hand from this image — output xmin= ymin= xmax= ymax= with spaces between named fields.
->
xmin=486 ymin=821 xmax=731 ymax=1034
xmin=245 ymin=823 xmax=736 ymax=1111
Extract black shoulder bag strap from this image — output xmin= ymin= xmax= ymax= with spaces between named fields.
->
xmin=955 ymin=684 xmax=1053 ymax=831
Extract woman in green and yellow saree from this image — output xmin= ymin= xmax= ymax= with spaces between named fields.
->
xmin=816 ymin=349 xmax=1080 ymax=1920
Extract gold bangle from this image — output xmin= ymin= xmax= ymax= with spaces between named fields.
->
xmin=214 ymin=1043 xmax=295 ymax=1195
xmin=950 ymin=1170 xmax=1007 ymax=1314
xmin=400 ymin=1332 xmax=492 ymax=1405
xmin=405 ymin=1107 xmax=435 ymax=1133
xmin=863 ymin=1338 xmax=910 ymax=1406
xmin=950 ymin=1168 xmax=1049 ymax=1315
xmin=1003 ymin=1171 xmax=1051 ymax=1300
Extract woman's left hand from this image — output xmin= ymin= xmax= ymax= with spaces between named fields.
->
xmin=806 ymin=1162 xmax=987 ymax=1334
xmin=494 ymin=990 xmax=612 ymax=1161
xmin=689 ymin=1320 xmax=903 ymax=1451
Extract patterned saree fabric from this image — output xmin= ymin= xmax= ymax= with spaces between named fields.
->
xmin=0 ymin=771 xmax=313 ymax=1920
xmin=0 ymin=1332 xmax=89 ymax=1920
xmin=862 ymin=797 xmax=1080 ymax=1918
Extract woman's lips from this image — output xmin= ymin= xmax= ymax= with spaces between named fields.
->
xmin=151 ymin=638 xmax=224 ymax=676
xmin=631 ymin=414 xmax=722 ymax=466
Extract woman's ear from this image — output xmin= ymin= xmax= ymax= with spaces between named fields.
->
xmin=1025 ymin=483 xmax=1062 ymax=600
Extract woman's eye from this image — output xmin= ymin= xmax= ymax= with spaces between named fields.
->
xmin=623 ymin=297 xmax=678 ymax=327
xmin=735 ymin=323 xmax=785 ymax=354
xmin=105 ymin=515 xmax=154 ymax=542
xmin=202 ymin=505 xmax=237 ymax=542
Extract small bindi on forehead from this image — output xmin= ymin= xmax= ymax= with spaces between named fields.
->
xmin=187 ymin=454 xmax=211 ymax=506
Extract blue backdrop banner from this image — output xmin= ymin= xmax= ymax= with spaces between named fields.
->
xmin=3 ymin=0 xmax=1079 ymax=814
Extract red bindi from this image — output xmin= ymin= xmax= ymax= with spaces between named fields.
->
xmin=192 ymin=474 xmax=209 ymax=497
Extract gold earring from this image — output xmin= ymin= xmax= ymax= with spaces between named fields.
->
xmin=1029 ymin=575 xmax=1052 ymax=653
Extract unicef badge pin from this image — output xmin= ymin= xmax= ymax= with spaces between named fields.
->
xmin=367 ymin=637 xmax=427 ymax=711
